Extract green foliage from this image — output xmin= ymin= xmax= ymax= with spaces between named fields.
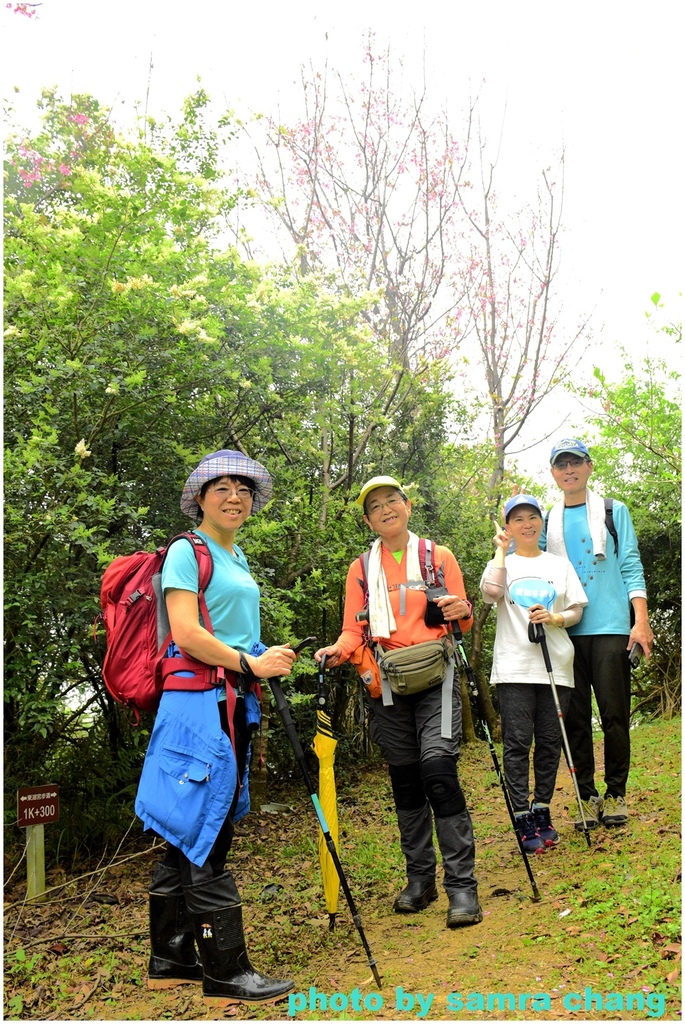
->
xmin=4 ymin=89 xmax=252 ymax=859
xmin=571 ymin=305 xmax=681 ymax=718
xmin=4 ymin=89 xmax=483 ymax=862
xmin=7 ymin=86 xmax=678 ymax=870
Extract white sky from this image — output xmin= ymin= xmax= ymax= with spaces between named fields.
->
xmin=3 ymin=0 xmax=682 ymax=484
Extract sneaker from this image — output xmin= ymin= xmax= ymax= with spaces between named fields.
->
xmin=574 ymin=795 xmax=603 ymax=831
xmin=532 ymin=805 xmax=560 ymax=847
xmin=515 ymin=811 xmax=546 ymax=855
xmin=602 ymin=794 xmax=628 ymax=827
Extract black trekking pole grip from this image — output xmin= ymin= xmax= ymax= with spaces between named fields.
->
xmin=528 ymin=621 xmax=553 ymax=673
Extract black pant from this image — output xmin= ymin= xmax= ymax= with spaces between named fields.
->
xmin=567 ymin=634 xmax=631 ymax=799
xmin=497 ymin=682 xmax=570 ymax=812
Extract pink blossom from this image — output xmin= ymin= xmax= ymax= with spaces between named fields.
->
xmin=6 ymin=3 xmax=39 ymax=17
xmin=69 ymin=113 xmax=89 ymax=125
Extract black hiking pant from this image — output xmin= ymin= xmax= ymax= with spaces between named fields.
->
xmin=567 ymin=634 xmax=631 ymax=799
xmin=497 ymin=682 xmax=571 ymax=811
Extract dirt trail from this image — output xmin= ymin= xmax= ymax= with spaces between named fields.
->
xmin=4 ymin=721 xmax=681 ymax=1021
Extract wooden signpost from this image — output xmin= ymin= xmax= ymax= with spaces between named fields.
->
xmin=17 ymin=785 xmax=60 ymax=901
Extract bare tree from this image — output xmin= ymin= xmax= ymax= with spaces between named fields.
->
xmin=450 ymin=133 xmax=589 ymax=728
xmin=250 ymin=39 xmax=472 ymax=367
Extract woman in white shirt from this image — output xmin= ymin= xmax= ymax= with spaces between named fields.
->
xmin=480 ymin=495 xmax=587 ymax=854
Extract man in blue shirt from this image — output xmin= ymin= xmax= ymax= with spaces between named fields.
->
xmin=542 ymin=439 xmax=654 ymax=829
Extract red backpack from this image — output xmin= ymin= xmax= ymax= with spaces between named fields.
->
xmin=100 ymin=532 xmax=225 ymax=719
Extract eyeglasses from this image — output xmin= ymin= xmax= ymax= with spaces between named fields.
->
xmin=366 ymin=497 xmax=405 ymax=515
xmin=553 ymin=457 xmax=588 ymax=470
xmin=208 ymin=485 xmax=254 ymax=500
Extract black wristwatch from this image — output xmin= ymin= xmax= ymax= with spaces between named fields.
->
xmin=238 ymin=652 xmax=257 ymax=680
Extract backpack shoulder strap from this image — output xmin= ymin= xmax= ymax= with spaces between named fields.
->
xmin=165 ymin=532 xmax=214 ymax=592
xmin=604 ymin=497 xmax=619 ymax=556
xmin=419 ymin=538 xmax=444 ymax=587
xmin=164 ymin=532 xmax=215 ymax=633
xmin=358 ymin=547 xmax=371 ymax=605
xmin=419 ymin=538 xmax=434 ymax=586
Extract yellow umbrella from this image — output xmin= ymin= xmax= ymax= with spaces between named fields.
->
xmin=312 ymin=656 xmax=340 ymax=929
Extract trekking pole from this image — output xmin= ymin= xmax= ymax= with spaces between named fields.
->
xmin=451 ymin=626 xmax=542 ymax=902
xmin=528 ymin=622 xmax=592 ymax=848
xmin=269 ymin=640 xmax=382 ymax=988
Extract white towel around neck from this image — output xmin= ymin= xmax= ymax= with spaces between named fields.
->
xmin=546 ymin=487 xmax=608 ymax=560
xmin=366 ymin=531 xmax=422 ymax=639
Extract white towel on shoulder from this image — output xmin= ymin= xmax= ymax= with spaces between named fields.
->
xmin=367 ymin=531 xmax=422 ymax=639
xmin=546 ymin=487 xmax=608 ymax=560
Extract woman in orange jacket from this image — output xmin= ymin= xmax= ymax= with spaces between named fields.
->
xmin=315 ymin=476 xmax=482 ymax=929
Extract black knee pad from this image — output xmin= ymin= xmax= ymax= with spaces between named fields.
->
xmin=420 ymin=757 xmax=466 ymax=817
xmin=388 ymin=762 xmax=426 ymax=810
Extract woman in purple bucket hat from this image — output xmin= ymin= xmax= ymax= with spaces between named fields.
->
xmin=135 ymin=450 xmax=297 ymax=1007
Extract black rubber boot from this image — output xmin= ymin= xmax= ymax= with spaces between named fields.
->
xmin=191 ymin=905 xmax=294 ymax=1005
xmin=147 ymin=866 xmax=202 ymax=989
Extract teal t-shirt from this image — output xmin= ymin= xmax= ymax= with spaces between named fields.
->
xmin=560 ymin=504 xmax=631 ymax=636
xmin=161 ymin=531 xmax=260 ymax=652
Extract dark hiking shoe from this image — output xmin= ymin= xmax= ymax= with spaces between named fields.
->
xmin=601 ymin=795 xmax=628 ymax=827
xmin=515 ymin=811 xmax=546 ymax=855
xmin=446 ymin=890 xmax=483 ymax=928
xmin=532 ymin=805 xmax=560 ymax=847
xmin=574 ymin=795 xmax=603 ymax=830
xmin=393 ymin=879 xmax=438 ymax=913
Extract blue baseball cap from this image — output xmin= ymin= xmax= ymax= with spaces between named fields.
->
xmin=504 ymin=494 xmax=543 ymax=521
xmin=550 ymin=438 xmax=591 ymax=464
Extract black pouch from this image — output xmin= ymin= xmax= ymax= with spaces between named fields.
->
xmin=424 ymin=586 xmax=448 ymax=627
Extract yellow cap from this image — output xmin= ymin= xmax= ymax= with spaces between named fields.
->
xmin=356 ymin=475 xmax=404 ymax=508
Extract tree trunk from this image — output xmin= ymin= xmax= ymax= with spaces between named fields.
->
xmin=251 ymin=691 xmax=272 ymax=810
xmin=460 ymin=673 xmax=476 ymax=743
xmin=468 ymin=602 xmax=501 ymax=743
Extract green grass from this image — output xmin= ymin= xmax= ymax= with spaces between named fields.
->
xmin=3 ymin=717 xmax=681 ymax=1021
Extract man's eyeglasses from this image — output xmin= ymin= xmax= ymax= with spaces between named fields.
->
xmin=208 ymin=485 xmax=254 ymax=500
xmin=553 ymin=457 xmax=588 ymax=470
xmin=367 ymin=497 xmax=405 ymax=515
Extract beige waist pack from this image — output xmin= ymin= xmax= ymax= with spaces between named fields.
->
xmin=378 ymin=638 xmax=451 ymax=695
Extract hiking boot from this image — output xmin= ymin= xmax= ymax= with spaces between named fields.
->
xmin=515 ymin=812 xmax=546 ymax=855
xmin=574 ymin=795 xmax=603 ymax=831
xmin=531 ymin=805 xmax=560 ymax=847
xmin=393 ymin=879 xmax=439 ymax=913
xmin=446 ymin=890 xmax=483 ymax=928
xmin=601 ymin=795 xmax=628 ymax=827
